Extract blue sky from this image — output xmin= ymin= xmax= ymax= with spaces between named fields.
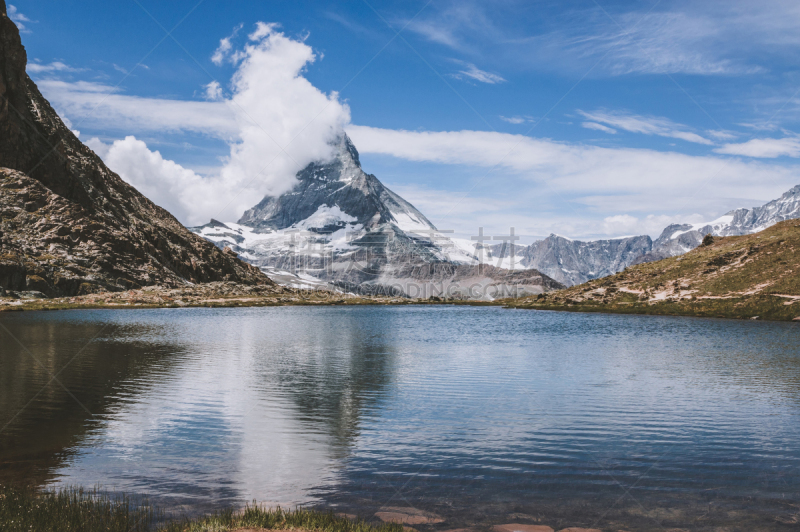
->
xmin=11 ymin=0 xmax=800 ymax=241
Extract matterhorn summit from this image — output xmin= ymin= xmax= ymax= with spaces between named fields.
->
xmin=238 ymin=134 xmax=436 ymax=234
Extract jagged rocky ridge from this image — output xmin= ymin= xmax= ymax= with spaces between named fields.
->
xmin=634 ymin=184 xmax=800 ymax=264
xmin=193 ymin=135 xmax=564 ymax=299
xmin=0 ymin=2 xmax=270 ymax=297
xmin=490 ymin=234 xmax=653 ymax=287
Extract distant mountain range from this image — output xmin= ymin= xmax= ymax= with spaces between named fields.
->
xmin=484 ymin=185 xmax=800 ymax=286
xmin=193 ymin=129 xmax=800 ymax=293
xmin=489 ymin=234 xmax=653 ymax=287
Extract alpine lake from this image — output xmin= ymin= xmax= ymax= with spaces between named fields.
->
xmin=1 ymin=305 xmax=799 ymax=531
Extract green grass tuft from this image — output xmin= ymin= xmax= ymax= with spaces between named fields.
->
xmin=0 ymin=485 xmax=156 ymax=532
xmin=0 ymin=485 xmax=404 ymax=532
xmin=162 ymin=506 xmax=404 ymax=532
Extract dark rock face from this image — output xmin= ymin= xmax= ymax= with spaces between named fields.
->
xmin=0 ymin=3 xmax=270 ymax=296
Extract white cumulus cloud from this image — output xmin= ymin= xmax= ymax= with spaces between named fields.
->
xmin=87 ymin=136 xmax=212 ymax=224
xmin=80 ymin=23 xmax=350 ymax=225
xmin=218 ymin=22 xmax=350 ymax=201
xmin=203 ymin=80 xmax=224 ymax=101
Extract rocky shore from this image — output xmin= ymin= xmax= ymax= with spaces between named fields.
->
xmin=0 ymin=281 xmax=421 ymax=311
xmin=369 ymin=508 xmax=601 ymax=532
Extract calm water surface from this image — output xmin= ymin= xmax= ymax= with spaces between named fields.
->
xmin=1 ymin=306 xmax=799 ymax=530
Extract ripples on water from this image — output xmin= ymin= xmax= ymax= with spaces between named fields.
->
xmin=1 ymin=306 xmax=799 ymax=530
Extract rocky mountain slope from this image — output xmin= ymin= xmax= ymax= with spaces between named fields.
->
xmin=510 ymin=219 xmax=800 ymax=321
xmin=193 ymin=135 xmax=563 ymax=299
xmin=0 ymin=2 xmax=270 ymax=297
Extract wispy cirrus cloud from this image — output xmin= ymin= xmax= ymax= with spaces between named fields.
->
xmin=578 ymin=109 xmax=713 ymax=145
xmin=499 ymin=115 xmax=535 ymax=125
xmin=715 ymin=136 xmax=800 ymax=158
xmin=582 ymin=122 xmax=616 ymax=134
xmin=27 ymin=61 xmax=77 ymax=74
xmin=402 ymin=0 xmax=800 ymax=76
xmin=407 ymin=18 xmax=461 ymax=49
xmin=404 ymin=2 xmax=492 ymax=53
xmin=346 ymin=124 xmax=797 ymax=227
xmin=38 ymin=79 xmax=239 ymax=137
xmin=706 ymin=129 xmax=738 ymax=141
xmin=452 ymin=61 xmax=505 ymax=84
xmin=555 ymin=10 xmax=765 ymax=76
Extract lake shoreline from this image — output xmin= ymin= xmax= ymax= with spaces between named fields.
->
xmin=0 ymin=282 xmax=428 ymax=312
xmin=502 ymin=293 xmax=800 ymax=322
xmin=3 ymin=286 xmax=799 ymax=323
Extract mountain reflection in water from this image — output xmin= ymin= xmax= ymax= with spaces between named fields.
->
xmin=1 ymin=306 xmax=799 ymax=530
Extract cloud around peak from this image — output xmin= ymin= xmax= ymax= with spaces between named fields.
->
xmin=79 ymin=23 xmax=350 ymax=225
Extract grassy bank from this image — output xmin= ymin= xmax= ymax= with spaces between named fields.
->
xmin=0 ymin=485 xmax=403 ymax=532
xmin=507 ymin=219 xmax=800 ymax=322
xmin=505 ymin=294 xmax=800 ymax=321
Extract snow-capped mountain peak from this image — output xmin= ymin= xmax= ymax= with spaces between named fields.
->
xmin=237 ymin=134 xmax=436 ymax=234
